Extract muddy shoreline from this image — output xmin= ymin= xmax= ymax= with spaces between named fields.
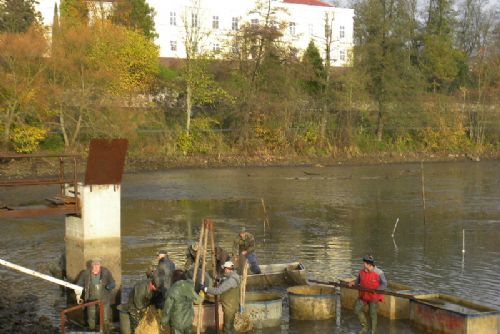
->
xmin=0 ymin=150 xmax=498 ymax=179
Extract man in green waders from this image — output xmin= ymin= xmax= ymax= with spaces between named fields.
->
xmin=160 ymin=271 xmax=204 ymax=334
xmin=76 ymin=258 xmax=116 ymax=332
xmin=203 ymin=261 xmax=240 ymax=334
xmin=127 ymin=278 xmax=157 ymax=333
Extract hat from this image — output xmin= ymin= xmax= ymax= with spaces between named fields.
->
xmin=240 ymin=226 xmax=246 ymax=233
xmin=190 ymin=243 xmax=199 ymax=252
xmin=157 ymin=249 xmax=168 ymax=255
xmin=362 ymin=255 xmax=375 ymax=265
xmin=91 ymin=257 xmax=102 ymax=265
xmin=222 ymin=261 xmax=235 ymax=269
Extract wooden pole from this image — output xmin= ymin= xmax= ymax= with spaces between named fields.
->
xmin=197 ymin=219 xmax=210 ymax=334
xmin=420 ymin=161 xmax=426 ymax=229
xmin=261 ymin=198 xmax=270 ymax=237
xmin=193 ymin=220 xmax=205 ymax=288
xmin=208 ymin=220 xmax=220 ymax=333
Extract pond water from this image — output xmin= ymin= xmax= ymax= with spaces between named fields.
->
xmin=1 ymin=160 xmax=499 ymax=333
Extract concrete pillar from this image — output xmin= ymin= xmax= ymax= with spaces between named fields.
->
xmin=65 ymin=183 xmax=121 ymax=306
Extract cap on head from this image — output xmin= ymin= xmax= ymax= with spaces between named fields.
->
xmin=157 ymin=249 xmax=168 ymax=256
xmin=91 ymin=257 xmax=102 ymax=265
xmin=362 ymin=255 xmax=375 ymax=265
xmin=222 ymin=261 xmax=235 ymax=269
xmin=240 ymin=226 xmax=246 ymax=233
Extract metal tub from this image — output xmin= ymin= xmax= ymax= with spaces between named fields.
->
xmin=288 ymin=285 xmax=336 ymax=320
xmin=244 ymin=292 xmax=283 ymax=328
xmin=410 ymin=293 xmax=500 ymax=334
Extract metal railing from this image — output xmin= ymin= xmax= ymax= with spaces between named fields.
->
xmin=0 ymin=153 xmax=81 ymax=218
xmin=60 ymin=300 xmax=104 ymax=334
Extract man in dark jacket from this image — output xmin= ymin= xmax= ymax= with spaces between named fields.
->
xmin=348 ymin=255 xmax=387 ymax=334
xmin=76 ymin=258 xmax=116 ymax=332
xmin=128 ymin=279 xmax=157 ymax=333
xmin=204 ymin=261 xmax=240 ymax=334
xmin=233 ymin=227 xmax=261 ymax=274
xmin=160 ymin=272 xmax=203 ymax=334
xmin=153 ymin=249 xmax=175 ymax=308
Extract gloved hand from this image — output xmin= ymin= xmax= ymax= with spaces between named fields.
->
xmin=105 ymin=283 xmax=115 ymax=291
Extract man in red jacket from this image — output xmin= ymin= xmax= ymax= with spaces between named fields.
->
xmin=348 ymin=255 xmax=387 ymax=334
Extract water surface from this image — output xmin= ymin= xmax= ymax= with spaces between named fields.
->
xmin=1 ymin=161 xmax=500 ymax=333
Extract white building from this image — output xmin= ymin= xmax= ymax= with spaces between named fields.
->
xmin=37 ymin=0 xmax=353 ymax=66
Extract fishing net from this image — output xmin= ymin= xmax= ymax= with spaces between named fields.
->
xmin=135 ymin=306 xmax=170 ymax=334
xmin=234 ymin=312 xmax=253 ymax=332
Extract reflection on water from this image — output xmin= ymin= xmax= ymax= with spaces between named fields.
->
xmin=1 ymin=161 xmax=499 ymax=333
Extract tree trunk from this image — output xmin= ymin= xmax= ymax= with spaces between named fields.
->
xmin=186 ymin=84 xmax=192 ymax=134
xmin=376 ymin=102 xmax=384 ymax=141
xmin=59 ymin=109 xmax=69 ymax=147
xmin=70 ymin=112 xmax=82 ymax=147
xmin=3 ymin=106 xmax=14 ymax=151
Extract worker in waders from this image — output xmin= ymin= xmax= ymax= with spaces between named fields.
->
xmin=233 ymin=227 xmax=261 ymax=274
xmin=348 ymin=255 xmax=387 ymax=334
xmin=127 ymin=278 xmax=156 ymax=333
xmin=152 ymin=249 xmax=175 ymax=308
xmin=184 ymin=242 xmax=198 ymax=270
xmin=76 ymin=258 xmax=116 ymax=332
xmin=160 ymin=271 xmax=204 ymax=334
xmin=203 ymin=261 xmax=240 ymax=334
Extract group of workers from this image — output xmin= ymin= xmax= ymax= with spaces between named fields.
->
xmin=74 ymin=227 xmax=260 ymax=334
xmin=74 ymin=227 xmax=387 ymax=334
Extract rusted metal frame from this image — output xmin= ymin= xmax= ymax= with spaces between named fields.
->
xmin=0 ymin=205 xmax=80 ymax=218
xmin=0 ymin=153 xmax=79 ymax=159
xmin=59 ymin=157 xmax=64 ymax=196
xmin=0 ymin=154 xmax=81 ymax=217
xmin=0 ymin=179 xmax=76 ymax=186
xmin=60 ymin=300 xmax=104 ymax=334
xmin=73 ymin=156 xmax=79 ymax=213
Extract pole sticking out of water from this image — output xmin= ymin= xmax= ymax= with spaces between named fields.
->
xmin=462 ymin=229 xmax=466 ymax=254
xmin=420 ymin=161 xmax=427 ymax=229
xmin=261 ymin=198 xmax=271 ymax=239
xmin=391 ymin=217 xmax=400 ymax=238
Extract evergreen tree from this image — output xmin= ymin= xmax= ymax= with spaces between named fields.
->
xmin=301 ymin=40 xmax=326 ymax=97
xmin=420 ymin=0 xmax=463 ymax=91
xmin=59 ymin=0 xmax=88 ymax=26
xmin=52 ymin=3 xmax=59 ymax=40
xmin=0 ymin=0 xmax=40 ymax=32
xmin=111 ymin=0 xmax=157 ymax=40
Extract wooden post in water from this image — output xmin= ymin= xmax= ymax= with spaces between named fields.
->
xmin=420 ymin=161 xmax=426 ymax=229
xmin=261 ymin=198 xmax=271 ymax=238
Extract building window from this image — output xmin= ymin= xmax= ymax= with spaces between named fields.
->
xmin=192 ymin=13 xmax=198 ymax=27
xmin=340 ymin=25 xmax=345 ymax=39
xmin=232 ymin=17 xmax=239 ymax=31
xmin=212 ymin=16 xmax=219 ymax=29
xmin=251 ymin=19 xmax=259 ymax=26
xmin=170 ymin=12 xmax=176 ymax=26
xmin=308 ymin=23 xmax=313 ymax=35
xmin=170 ymin=41 xmax=177 ymax=51
xmin=289 ymin=22 xmax=296 ymax=35
xmin=340 ymin=50 xmax=345 ymax=61
xmin=213 ymin=43 xmax=220 ymax=52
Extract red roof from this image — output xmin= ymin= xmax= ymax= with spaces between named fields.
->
xmin=284 ymin=0 xmax=332 ymax=7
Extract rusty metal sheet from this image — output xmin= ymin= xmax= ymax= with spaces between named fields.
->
xmin=84 ymin=139 xmax=128 ymax=185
